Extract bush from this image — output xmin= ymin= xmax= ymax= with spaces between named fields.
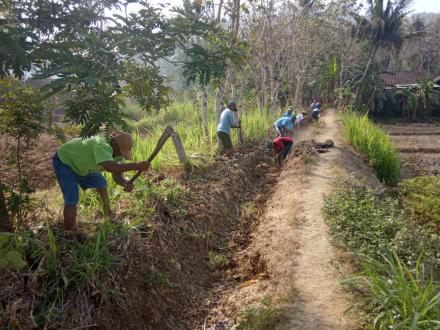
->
xmin=207 ymin=251 xmax=229 ymax=270
xmin=342 ymin=112 xmax=400 ymax=184
xmin=325 ymin=181 xmax=440 ymax=329
xmin=399 ymin=176 xmax=440 ymax=227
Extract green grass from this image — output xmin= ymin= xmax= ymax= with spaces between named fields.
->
xmin=323 ymin=182 xmax=403 ymax=258
xmin=324 ymin=180 xmax=440 ymax=328
xmin=207 ymin=251 xmax=229 ymax=270
xmin=237 ymin=297 xmax=281 ymax=330
xmin=124 ymin=100 xmax=276 ymax=170
xmin=343 ymin=250 xmax=440 ymax=329
xmin=399 ymin=176 xmax=440 ymax=227
xmin=342 ymin=112 xmax=401 ymax=184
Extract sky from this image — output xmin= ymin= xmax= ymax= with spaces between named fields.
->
xmin=409 ymin=0 xmax=440 ymax=13
xmin=146 ymin=0 xmax=440 ymax=14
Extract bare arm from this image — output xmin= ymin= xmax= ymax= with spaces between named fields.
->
xmin=112 ymin=172 xmax=126 ymax=186
xmin=100 ymin=160 xmax=149 ymax=174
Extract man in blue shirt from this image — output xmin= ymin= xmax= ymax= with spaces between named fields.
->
xmin=217 ymin=101 xmax=241 ymax=156
xmin=274 ymin=116 xmax=296 ymax=137
xmin=283 ymin=106 xmax=294 ymax=118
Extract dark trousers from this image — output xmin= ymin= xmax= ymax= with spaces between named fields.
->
xmin=280 ymin=141 xmax=293 ymax=159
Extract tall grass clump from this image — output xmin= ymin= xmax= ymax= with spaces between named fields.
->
xmin=344 ymin=250 xmax=440 ymax=329
xmin=342 ymin=112 xmax=400 ymax=184
xmin=123 ymin=100 xmax=276 ymax=170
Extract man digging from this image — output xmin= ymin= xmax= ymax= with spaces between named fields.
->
xmin=52 ymin=132 xmax=149 ymax=232
xmin=217 ymin=101 xmax=242 ymax=157
xmin=269 ymin=136 xmax=294 ymax=167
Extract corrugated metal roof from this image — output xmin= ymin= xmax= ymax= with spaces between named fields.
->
xmin=378 ymin=70 xmax=431 ymax=86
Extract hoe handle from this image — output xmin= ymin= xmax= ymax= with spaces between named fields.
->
xmin=127 ymin=127 xmax=173 ymax=184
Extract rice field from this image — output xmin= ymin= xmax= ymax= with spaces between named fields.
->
xmin=381 ymin=123 xmax=440 ymax=177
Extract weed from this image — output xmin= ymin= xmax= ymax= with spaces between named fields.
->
xmin=399 ymin=176 xmax=440 ymax=227
xmin=207 ymin=251 xmax=229 ymax=270
xmin=236 ymin=297 xmax=281 ymax=330
xmin=143 ymin=270 xmax=175 ymax=289
xmin=323 ymin=181 xmax=403 ymax=258
xmin=342 ymin=112 xmax=400 ymax=184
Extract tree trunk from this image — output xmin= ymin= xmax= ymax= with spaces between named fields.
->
xmin=201 ymin=86 xmax=209 ymax=137
xmin=216 ymin=0 xmax=223 ymax=21
xmin=16 ymin=136 xmax=23 ymax=227
xmin=257 ymin=94 xmax=264 ymax=112
xmin=215 ymin=89 xmax=223 ymax=122
xmin=354 ymin=44 xmax=377 ymax=104
xmin=294 ymin=74 xmax=303 ymax=108
xmin=0 ymin=181 xmax=12 ymax=232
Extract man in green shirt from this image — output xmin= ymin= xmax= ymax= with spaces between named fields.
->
xmin=52 ymin=132 xmax=149 ymax=231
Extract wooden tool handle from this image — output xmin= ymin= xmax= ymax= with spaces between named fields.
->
xmin=127 ymin=126 xmax=173 ymax=184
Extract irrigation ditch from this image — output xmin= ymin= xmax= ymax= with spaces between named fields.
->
xmin=1 ymin=119 xmax=327 ymax=329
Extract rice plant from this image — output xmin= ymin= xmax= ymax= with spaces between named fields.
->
xmin=342 ymin=112 xmax=401 ymax=184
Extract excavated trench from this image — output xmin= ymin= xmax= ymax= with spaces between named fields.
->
xmin=93 ymin=139 xmax=282 ymax=329
xmin=1 ymin=127 xmax=325 ymax=329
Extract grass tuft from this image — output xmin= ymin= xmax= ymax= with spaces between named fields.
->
xmin=342 ymin=112 xmax=401 ymax=184
xmin=237 ymin=297 xmax=281 ymax=330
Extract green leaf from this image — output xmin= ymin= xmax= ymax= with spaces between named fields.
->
xmin=0 ymin=257 xmax=9 ymax=269
xmin=6 ymin=250 xmax=26 ymax=269
xmin=0 ymin=236 xmax=9 ymax=249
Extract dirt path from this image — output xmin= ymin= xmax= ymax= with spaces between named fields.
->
xmin=204 ymin=109 xmax=371 ymax=329
xmin=279 ymin=110 xmax=356 ymax=329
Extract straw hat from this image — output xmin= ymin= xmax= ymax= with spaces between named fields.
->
xmin=113 ymin=132 xmax=133 ymax=160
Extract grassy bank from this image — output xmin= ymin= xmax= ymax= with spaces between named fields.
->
xmin=1 ymin=99 xmax=278 ymax=328
xmin=324 ymin=179 xmax=440 ymax=328
xmin=125 ymin=100 xmax=276 ymax=170
xmin=342 ymin=112 xmax=401 ymax=184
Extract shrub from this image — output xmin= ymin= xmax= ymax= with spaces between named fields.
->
xmin=399 ymin=176 xmax=440 ymax=227
xmin=325 ymin=181 xmax=440 ymax=328
xmin=207 ymin=251 xmax=229 ymax=270
xmin=342 ymin=112 xmax=400 ymax=184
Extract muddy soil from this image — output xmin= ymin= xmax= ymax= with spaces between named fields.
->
xmin=192 ymin=110 xmax=378 ymax=329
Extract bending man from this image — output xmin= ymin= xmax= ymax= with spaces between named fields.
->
xmin=274 ymin=116 xmax=296 ymax=137
xmin=271 ymin=136 xmax=294 ymax=167
xmin=52 ymin=132 xmax=149 ymax=231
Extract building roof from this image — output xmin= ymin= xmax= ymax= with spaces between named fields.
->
xmin=379 ymin=70 xmax=431 ymax=86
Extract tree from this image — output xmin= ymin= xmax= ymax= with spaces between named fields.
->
xmin=0 ymin=79 xmax=45 ymax=230
xmin=172 ymin=0 xmax=246 ymax=136
xmin=1 ymin=0 xmax=179 ymax=136
xmin=355 ymin=0 xmax=414 ymax=93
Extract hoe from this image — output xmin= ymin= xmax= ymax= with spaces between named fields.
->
xmin=128 ymin=126 xmax=189 ymax=184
